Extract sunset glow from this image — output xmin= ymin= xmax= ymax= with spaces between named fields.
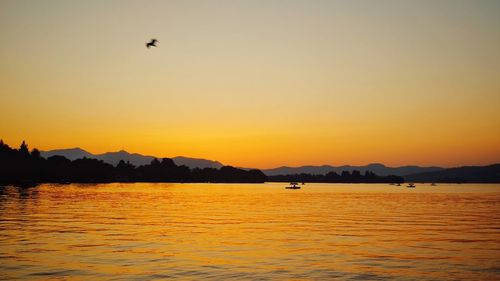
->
xmin=1 ymin=0 xmax=499 ymax=168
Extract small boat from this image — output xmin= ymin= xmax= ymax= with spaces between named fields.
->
xmin=430 ymin=183 xmax=437 ymax=186
xmin=286 ymin=182 xmax=301 ymax=189
xmin=407 ymin=183 xmax=416 ymax=188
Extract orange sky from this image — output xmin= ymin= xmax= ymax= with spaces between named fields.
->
xmin=1 ymin=0 xmax=499 ymax=168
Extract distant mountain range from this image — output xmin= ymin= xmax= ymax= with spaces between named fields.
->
xmin=405 ymin=164 xmax=500 ymax=183
xmin=41 ymin=148 xmax=445 ymax=177
xmin=39 ymin=148 xmax=500 ymax=182
xmin=41 ymin=148 xmax=223 ymax=169
xmin=260 ymin=163 xmax=444 ymax=177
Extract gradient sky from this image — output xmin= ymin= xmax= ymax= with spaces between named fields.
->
xmin=1 ymin=0 xmax=499 ymax=168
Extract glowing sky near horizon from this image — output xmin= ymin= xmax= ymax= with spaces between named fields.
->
xmin=1 ymin=0 xmax=499 ymax=168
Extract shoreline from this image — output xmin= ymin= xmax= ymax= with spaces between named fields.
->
xmin=4 ymin=181 xmax=500 ymax=188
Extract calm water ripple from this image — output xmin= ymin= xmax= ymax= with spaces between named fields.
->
xmin=0 ymin=183 xmax=499 ymax=280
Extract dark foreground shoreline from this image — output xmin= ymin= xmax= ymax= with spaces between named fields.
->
xmin=1 ymin=141 xmax=404 ymax=187
xmin=3 ymin=141 xmax=499 ymax=186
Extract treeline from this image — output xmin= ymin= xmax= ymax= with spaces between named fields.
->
xmin=0 ymin=141 xmax=266 ymax=185
xmin=0 ymin=140 xmax=405 ymax=186
xmin=268 ymin=171 xmax=404 ymax=183
xmin=405 ymin=164 xmax=500 ymax=183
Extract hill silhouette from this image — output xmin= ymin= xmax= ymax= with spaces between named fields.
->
xmin=1 ymin=141 xmax=264 ymax=185
xmin=405 ymin=164 xmax=500 ymax=183
xmin=268 ymin=171 xmax=404 ymax=184
xmin=41 ymin=148 xmax=223 ymax=169
xmin=172 ymin=156 xmax=223 ymax=169
xmin=42 ymin=148 xmax=442 ymax=176
xmin=6 ymin=140 xmax=497 ymax=185
xmin=2 ymin=140 xmax=407 ymax=185
xmin=262 ymin=163 xmax=444 ymax=177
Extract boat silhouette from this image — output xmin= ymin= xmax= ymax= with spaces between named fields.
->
xmin=286 ymin=182 xmax=301 ymax=189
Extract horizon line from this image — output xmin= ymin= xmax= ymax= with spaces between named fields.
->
xmin=19 ymin=143 xmax=499 ymax=170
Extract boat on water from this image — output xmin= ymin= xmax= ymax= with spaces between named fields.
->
xmin=286 ymin=182 xmax=301 ymax=189
xmin=407 ymin=183 xmax=416 ymax=188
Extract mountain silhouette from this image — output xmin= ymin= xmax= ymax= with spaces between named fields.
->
xmin=41 ymin=148 xmax=223 ymax=169
xmin=7 ymin=142 xmax=499 ymax=184
xmin=97 ymin=150 xmax=155 ymax=166
xmin=41 ymin=148 xmax=444 ymax=176
xmin=41 ymin=148 xmax=94 ymax=160
xmin=172 ymin=156 xmax=223 ymax=169
xmin=261 ymin=163 xmax=444 ymax=177
xmin=405 ymin=164 xmax=500 ymax=183
xmin=1 ymin=141 xmax=266 ymax=185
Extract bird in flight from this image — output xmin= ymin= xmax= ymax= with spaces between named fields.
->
xmin=146 ymin=39 xmax=158 ymax=48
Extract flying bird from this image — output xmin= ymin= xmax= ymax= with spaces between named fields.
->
xmin=146 ymin=39 xmax=158 ymax=48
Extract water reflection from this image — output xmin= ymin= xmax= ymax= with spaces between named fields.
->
xmin=0 ymin=183 xmax=499 ymax=280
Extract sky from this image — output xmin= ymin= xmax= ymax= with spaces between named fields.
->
xmin=1 ymin=0 xmax=499 ymax=168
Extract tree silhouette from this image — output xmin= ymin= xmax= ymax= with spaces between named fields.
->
xmin=19 ymin=141 xmax=30 ymax=157
xmin=5 ymin=140 xmax=468 ymax=186
xmin=0 ymin=141 xmax=270 ymax=185
xmin=268 ymin=170 xmax=404 ymax=184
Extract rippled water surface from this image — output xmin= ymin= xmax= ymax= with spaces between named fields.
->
xmin=0 ymin=183 xmax=499 ymax=280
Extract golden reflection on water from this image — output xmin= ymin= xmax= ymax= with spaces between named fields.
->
xmin=0 ymin=183 xmax=499 ymax=280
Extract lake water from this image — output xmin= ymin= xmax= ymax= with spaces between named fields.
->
xmin=0 ymin=183 xmax=499 ymax=280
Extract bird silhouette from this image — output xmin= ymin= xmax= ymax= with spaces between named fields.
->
xmin=146 ymin=39 xmax=158 ymax=48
